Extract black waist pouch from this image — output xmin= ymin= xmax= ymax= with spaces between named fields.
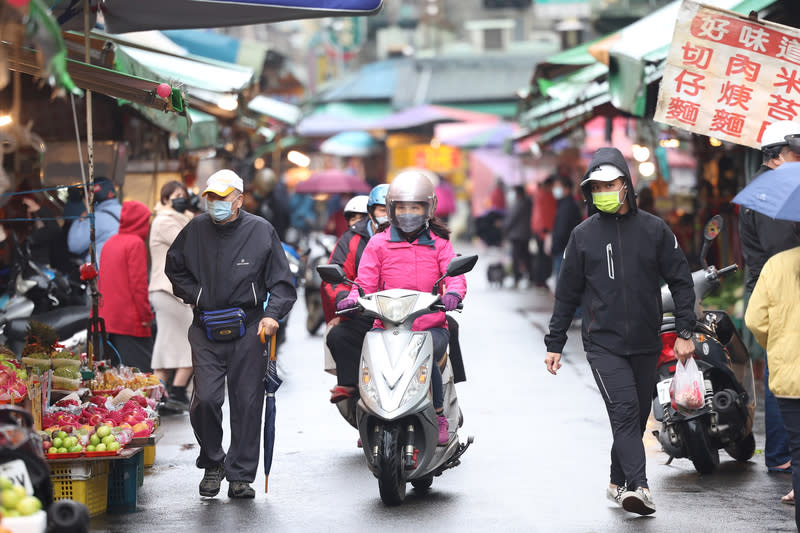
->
xmin=200 ymin=308 xmax=247 ymax=342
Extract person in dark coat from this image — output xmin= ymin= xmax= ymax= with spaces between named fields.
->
xmin=166 ymin=169 xmax=296 ymax=500
xmin=550 ymin=177 xmax=583 ymax=283
xmin=503 ymin=185 xmax=533 ymax=287
xmin=738 ymin=120 xmax=800 ymax=494
xmin=544 ymin=147 xmax=696 ymax=516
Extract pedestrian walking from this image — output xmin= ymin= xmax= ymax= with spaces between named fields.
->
xmin=745 ymin=234 xmax=800 ymax=527
xmin=98 ymin=200 xmax=155 ymax=372
xmin=543 ymin=147 xmax=696 ymax=515
xmin=531 ymin=176 xmax=557 ymax=286
xmin=739 ymin=120 xmax=800 ymax=491
xmin=165 ymin=169 xmax=296 ymax=499
xmin=550 ymin=177 xmax=582 ymax=284
xmin=67 ymin=177 xmax=121 ymax=269
xmin=149 ymin=181 xmax=194 ymax=413
xmin=503 ymin=185 xmax=533 ymax=288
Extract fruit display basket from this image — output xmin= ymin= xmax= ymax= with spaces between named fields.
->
xmin=50 ymin=460 xmax=109 ymax=517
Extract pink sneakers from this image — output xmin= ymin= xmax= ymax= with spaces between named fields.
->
xmin=437 ymin=415 xmax=449 ymax=445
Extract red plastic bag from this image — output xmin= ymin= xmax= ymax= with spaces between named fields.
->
xmin=670 ymin=357 xmax=705 ymax=412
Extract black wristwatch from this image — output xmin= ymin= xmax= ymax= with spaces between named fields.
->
xmin=678 ymin=329 xmax=693 ymax=340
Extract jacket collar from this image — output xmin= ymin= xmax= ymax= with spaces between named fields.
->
xmin=389 ymin=225 xmax=435 ymax=246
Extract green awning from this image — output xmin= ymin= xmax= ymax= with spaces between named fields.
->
xmin=180 ymin=109 xmax=218 ymax=150
xmin=308 ymin=102 xmax=394 ymax=120
xmin=608 ymin=0 xmax=781 ymax=116
xmin=248 ymin=95 xmax=302 ymax=125
xmin=441 ymin=102 xmax=519 ymax=118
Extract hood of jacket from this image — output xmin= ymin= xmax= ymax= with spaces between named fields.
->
xmin=580 ymin=147 xmax=637 ymax=216
xmin=119 ymin=200 xmax=152 ymax=240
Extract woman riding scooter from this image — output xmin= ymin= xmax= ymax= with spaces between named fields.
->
xmin=337 ymin=170 xmax=466 ymax=445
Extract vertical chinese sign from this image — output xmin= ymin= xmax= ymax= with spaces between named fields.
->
xmin=654 ymin=0 xmax=800 ymax=149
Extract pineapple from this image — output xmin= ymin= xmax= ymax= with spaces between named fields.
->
xmin=24 ymin=321 xmax=58 ymax=352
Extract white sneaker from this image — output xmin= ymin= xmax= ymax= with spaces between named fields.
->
xmin=622 ymin=487 xmax=656 ymax=515
xmin=606 ymin=484 xmax=626 ymax=506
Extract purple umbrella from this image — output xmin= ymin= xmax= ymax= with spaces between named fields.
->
xmin=295 ymin=170 xmax=371 ymax=194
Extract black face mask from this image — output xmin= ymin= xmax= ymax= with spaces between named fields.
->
xmin=171 ymin=197 xmax=189 ymax=213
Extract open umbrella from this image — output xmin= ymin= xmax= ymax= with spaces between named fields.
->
xmin=295 ymin=169 xmax=371 ymax=194
xmin=261 ymin=331 xmax=280 ymax=493
xmin=732 ymin=162 xmax=800 ymax=222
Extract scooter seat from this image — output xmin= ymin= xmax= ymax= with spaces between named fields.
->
xmin=6 ymin=304 xmax=90 ymax=343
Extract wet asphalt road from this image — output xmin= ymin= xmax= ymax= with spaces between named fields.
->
xmin=89 ymin=244 xmax=796 ymax=532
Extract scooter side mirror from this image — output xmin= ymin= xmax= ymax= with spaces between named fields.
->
xmin=703 ymin=215 xmax=723 ymax=242
xmin=316 ymin=264 xmax=347 ymax=284
xmin=446 ymin=255 xmax=479 ymax=277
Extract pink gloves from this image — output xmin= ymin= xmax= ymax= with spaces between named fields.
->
xmin=337 ymin=297 xmax=358 ymax=311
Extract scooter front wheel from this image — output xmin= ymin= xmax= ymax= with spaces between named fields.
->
xmin=377 ymin=424 xmax=406 ymax=506
xmin=725 ymin=432 xmax=756 ymax=462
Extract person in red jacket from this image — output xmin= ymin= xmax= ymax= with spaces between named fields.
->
xmin=98 ymin=200 xmax=155 ymax=372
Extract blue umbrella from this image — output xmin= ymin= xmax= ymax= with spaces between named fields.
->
xmin=732 ymin=162 xmax=800 ymax=222
xmin=261 ymin=332 xmax=281 ymax=493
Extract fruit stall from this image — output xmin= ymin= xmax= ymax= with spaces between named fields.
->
xmin=0 ymin=322 xmax=165 ymax=531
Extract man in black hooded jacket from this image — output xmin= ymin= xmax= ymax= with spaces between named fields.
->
xmin=544 ymin=147 xmax=696 ymax=515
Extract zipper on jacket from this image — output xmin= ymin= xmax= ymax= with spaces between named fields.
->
xmin=594 ymin=368 xmax=613 ymax=404
xmin=251 ymin=282 xmax=258 ymax=308
xmin=605 ymin=243 xmax=615 ymax=279
xmin=195 ymin=287 xmax=203 ymax=307
xmin=616 ymin=219 xmax=630 ymax=350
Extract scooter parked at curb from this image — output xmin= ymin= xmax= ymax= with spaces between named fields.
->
xmin=317 ymin=254 xmax=477 ymax=506
xmin=653 ymin=215 xmax=755 ymax=474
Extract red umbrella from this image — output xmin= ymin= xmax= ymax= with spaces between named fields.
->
xmin=295 ymin=170 xmax=370 ymax=194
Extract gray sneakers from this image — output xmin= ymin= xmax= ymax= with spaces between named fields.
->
xmin=606 ymin=484 xmax=626 ymax=506
xmin=228 ymin=481 xmax=256 ymax=499
xmin=621 ymin=487 xmax=656 ymax=515
xmin=199 ymin=464 xmax=225 ymax=497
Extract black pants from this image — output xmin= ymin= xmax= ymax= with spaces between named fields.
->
xmin=510 ymin=239 xmax=533 ymax=283
xmin=327 ymin=315 xmax=374 ymax=387
xmin=777 ymin=398 xmax=800 ymax=531
xmin=188 ymin=322 xmax=265 ymax=483
xmin=108 ymin=334 xmax=153 ymax=373
xmin=532 ymin=236 xmax=552 ymax=284
xmin=587 ymin=351 xmax=658 ymax=491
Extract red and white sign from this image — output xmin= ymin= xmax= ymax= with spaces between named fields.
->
xmin=655 ymin=0 xmax=800 ymax=149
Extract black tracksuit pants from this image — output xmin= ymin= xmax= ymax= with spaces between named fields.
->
xmin=587 ymin=351 xmax=658 ymax=491
xmin=188 ymin=321 xmax=266 ymax=483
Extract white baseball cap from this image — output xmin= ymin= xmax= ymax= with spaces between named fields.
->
xmin=580 ymin=164 xmax=626 ymax=187
xmin=202 ymin=169 xmax=244 ymax=197
xmin=761 ymin=120 xmax=800 ymax=149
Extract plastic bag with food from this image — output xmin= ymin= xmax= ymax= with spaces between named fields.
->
xmin=670 ymin=357 xmax=705 ymax=412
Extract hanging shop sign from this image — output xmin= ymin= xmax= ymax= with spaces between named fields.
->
xmin=654 ymin=0 xmax=800 ymax=149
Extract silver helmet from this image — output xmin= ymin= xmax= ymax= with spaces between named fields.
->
xmin=386 ymin=168 xmax=438 ymax=233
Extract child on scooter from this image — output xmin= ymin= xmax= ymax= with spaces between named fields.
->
xmin=337 ymin=169 xmax=467 ymax=445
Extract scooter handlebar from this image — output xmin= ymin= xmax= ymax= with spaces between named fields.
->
xmin=430 ymin=302 xmax=464 ymax=312
xmin=716 ymin=264 xmax=738 ymax=277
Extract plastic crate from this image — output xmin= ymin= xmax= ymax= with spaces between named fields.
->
xmin=143 ymin=444 xmax=156 ymax=468
xmin=107 ymin=454 xmax=139 ymax=514
xmin=50 ymin=461 xmax=109 ymax=517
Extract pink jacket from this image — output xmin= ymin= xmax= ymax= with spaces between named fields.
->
xmin=348 ymin=227 xmax=467 ymax=331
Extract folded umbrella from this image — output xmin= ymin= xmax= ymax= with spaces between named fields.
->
xmin=732 ymin=161 xmax=800 ymax=222
xmin=261 ymin=331 xmax=281 ymax=493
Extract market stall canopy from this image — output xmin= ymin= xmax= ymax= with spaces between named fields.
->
xmin=296 ymin=102 xmax=393 ymax=136
xmin=163 ymin=30 xmax=269 ymax=76
xmin=248 ymin=95 xmax=302 ymax=126
xmin=319 ymin=131 xmax=380 ymax=157
xmin=436 ymin=122 xmax=518 ymax=149
xmin=100 ymin=0 xmax=384 ymax=33
xmin=606 ymin=0 xmax=781 ymax=116
xmin=369 ymin=105 xmax=500 ymax=131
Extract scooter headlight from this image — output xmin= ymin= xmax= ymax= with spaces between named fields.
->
xmin=375 ymin=294 xmax=418 ymax=323
xmin=360 ymin=363 xmax=379 ymax=405
xmin=401 ymin=364 xmax=429 ymax=405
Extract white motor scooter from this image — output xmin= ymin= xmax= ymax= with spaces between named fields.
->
xmin=317 ymin=255 xmax=477 ymax=505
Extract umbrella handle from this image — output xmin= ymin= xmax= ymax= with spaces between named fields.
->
xmin=265 ymin=476 xmax=269 ymax=494
xmin=259 ymin=329 xmax=278 ymax=362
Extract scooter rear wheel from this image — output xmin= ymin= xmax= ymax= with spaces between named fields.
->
xmin=377 ymin=424 xmax=406 ymax=506
xmin=685 ymin=419 xmax=719 ymax=474
xmin=725 ymin=432 xmax=756 ymax=462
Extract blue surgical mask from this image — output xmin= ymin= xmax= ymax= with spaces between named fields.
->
xmin=208 ymin=200 xmax=233 ymax=222
xmin=552 ymin=186 xmax=565 ymax=200
xmin=374 ymin=215 xmax=388 ymax=225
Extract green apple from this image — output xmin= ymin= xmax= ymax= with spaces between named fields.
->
xmin=57 ymin=447 xmax=67 ymax=454
xmin=0 ymin=476 xmax=12 ymax=491
xmin=47 ymin=448 xmax=59 ymax=455
xmin=52 ymin=438 xmax=63 ymax=449
xmin=57 ymin=431 xmax=68 ymax=440
xmin=1 ymin=488 xmax=20 ymax=510
xmin=95 ymin=443 xmax=106 ymax=452
xmin=101 ymin=435 xmax=115 ymax=446
xmin=16 ymin=495 xmax=41 ymax=516
xmin=89 ymin=434 xmax=100 ymax=446
xmin=108 ymin=441 xmax=121 ymax=452
xmin=69 ymin=445 xmax=83 ymax=453
xmin=86 ymin=445 xmax=95 ymax=452
xmin=96 ymin=425 xmax=111 ymax=438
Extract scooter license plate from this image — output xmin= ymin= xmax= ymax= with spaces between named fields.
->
xmin=656 ymin=378 xmax=673 ymax=405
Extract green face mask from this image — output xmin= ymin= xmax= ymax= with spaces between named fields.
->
xmin=592 ymin=187 xmax=626 ymax=214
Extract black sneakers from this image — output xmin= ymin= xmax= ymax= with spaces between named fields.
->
xmin=228 ymin=481 xmax=255 ymax=499
xmin=199 ymin=464 xmax=225 ymax=497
